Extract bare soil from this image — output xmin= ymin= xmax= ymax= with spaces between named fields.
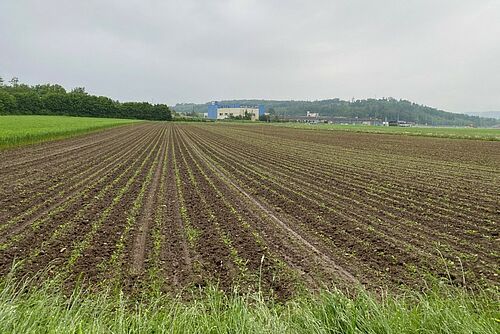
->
xmin=0 ymin=123 xmax=498 ymax=297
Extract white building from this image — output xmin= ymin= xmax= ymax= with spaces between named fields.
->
xmin=216 ymin=106 xmax=260 ymax=120
xmin=207 ymin=103 xmax=265 ymax=121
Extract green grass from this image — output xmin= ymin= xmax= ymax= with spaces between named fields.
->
xmin=0 ymin=273 xmax=497 ymax=334
xmin=270 ymin=122 xmax=500 ymax=140
xmin=0 ymin=115 xmax=141 ymax=149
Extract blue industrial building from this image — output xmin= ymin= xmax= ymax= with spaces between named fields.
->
xmin=207 ymin=102 xmax=265 ymax=121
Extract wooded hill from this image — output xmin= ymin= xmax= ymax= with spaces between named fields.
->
xmin=174 ymin=99 xmax=498 ymax=127
xmin=0 ymin=78 xmax=171 ymax=121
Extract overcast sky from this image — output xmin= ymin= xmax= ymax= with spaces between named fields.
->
xmin=1 ymin=1 xmax=499 ymax=112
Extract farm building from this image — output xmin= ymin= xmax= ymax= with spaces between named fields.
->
xmin=387 ymin=120 xmax=414 ymax=127
xmin=207 ymin=102 xmax=265 ymax=121
xmin=283 ymin=115 xmax=383 ymax=125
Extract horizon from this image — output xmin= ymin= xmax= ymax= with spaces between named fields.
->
xmin=1 ymin=75 xmax=498 ymax=117
xmin=2 ymin=75 xmax=499 ymax=117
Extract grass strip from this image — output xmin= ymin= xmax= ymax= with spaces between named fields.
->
xmin=267 ymin=122 xmax=500 ymax=141
xmin=0 ymin=272 xmax=497 ymax=334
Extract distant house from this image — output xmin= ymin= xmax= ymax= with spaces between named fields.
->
xmin=306 ymin=111 xmax=319 ymax=118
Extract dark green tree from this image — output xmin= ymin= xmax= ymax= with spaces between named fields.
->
xmin=71 ymin=87 xmax=87 ymax=94
xmin=0 ymin=78 xmax=172 ymax=121
xmin=0 ymin=90 xmax=16 ymax=113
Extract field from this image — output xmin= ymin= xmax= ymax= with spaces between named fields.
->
xmin=0 ymin=122 xmax=498 ymax=299
xmin=1 ymin=121 xmax=499 ymax=332
xmin=272 ymin=122 xmax=500 ymax=140
xmin=0 ymin=115 xmax=140 ymax=149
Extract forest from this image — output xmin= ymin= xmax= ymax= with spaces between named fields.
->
xmin=0 ymin=77 xmax=171 ymax=121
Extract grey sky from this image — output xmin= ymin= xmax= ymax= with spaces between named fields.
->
xmin=1 ymin=0 xmax=499 ymax=112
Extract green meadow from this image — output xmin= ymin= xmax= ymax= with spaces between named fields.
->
xmin=272 ymin=122 xmax=500 ymax=140
xmin=0 ymin=115 xmax=140 ymax=149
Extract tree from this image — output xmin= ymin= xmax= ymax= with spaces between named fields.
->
xmin=9 ymin=77 xmax=19 ymax=87
xmin=14 ymin=91 xmax=42 ymax=114
xmin=71 ymin=87 xmax=86 ymax=94
xmin=41 ymin=93 xmax=72 ymax=115
xmin=0 ymin=90 xmax=16 ymax=113
xmin=33 ymin=84 xmax=66 ymax=95
xmin=0 ymin=79 xmax=172 ymax=120
xmin=0 ymin=76 xmax=3 ymax=86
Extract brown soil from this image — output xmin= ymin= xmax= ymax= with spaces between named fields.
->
xmin=0 ymin=122 xmax=498 ymax=296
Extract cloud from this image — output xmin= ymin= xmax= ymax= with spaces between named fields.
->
xmin=1 ymin=0 xmax=499 ymax=112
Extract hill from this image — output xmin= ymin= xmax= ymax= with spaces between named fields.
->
xmin=465 ymin=111 xmax=500 ymax=120
xmin=174 ymin=98 xmax=499 ymax=127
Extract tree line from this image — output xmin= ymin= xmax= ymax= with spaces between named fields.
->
xmin=174 ymin=98 xmax=498 ymax=127
xmin=0 ymin=77 xmax=171 ymax=121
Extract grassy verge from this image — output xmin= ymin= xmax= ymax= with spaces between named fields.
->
xmin=0 ymin=115 xmax=141 ymax=149
xmin=269 ymin=122 xmax=500 ymax=141
xmin=0 ymin=273 xmax=497 ymax=333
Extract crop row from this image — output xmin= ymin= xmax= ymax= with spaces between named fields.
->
xmin=1 ymin=123 xmax=497 ymax=294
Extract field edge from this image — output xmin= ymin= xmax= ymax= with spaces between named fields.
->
xmin=0 ymin=273 xmax=497 ymax=334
